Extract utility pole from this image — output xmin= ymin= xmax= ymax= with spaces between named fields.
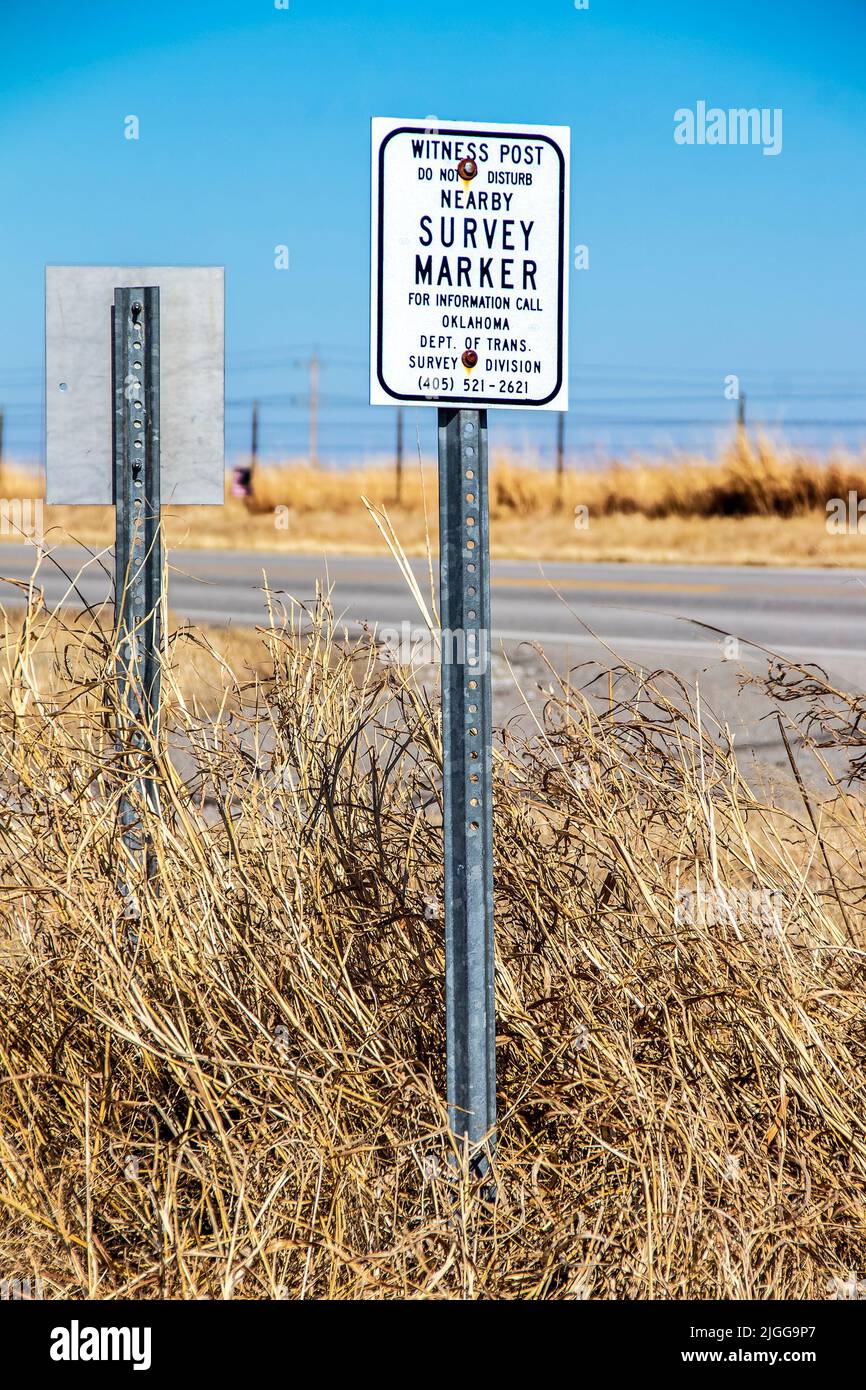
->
xmin=0 ymin=407 xmax=4 ymax=473
xmin=395 ymin=407 xmax=404 ymax=503
xmin=737 ymin=390 xmax=747 ymax=432
xmin=309 ymin=353 xmax=319 ymax=467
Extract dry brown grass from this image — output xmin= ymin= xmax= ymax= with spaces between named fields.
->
xmin=1 ymin=554 xmax=866 ymax=1299
xmin=243 ymin=434 xmax=866 ymax=521
xmin=5 ymin=435 xmax=866 ymax=566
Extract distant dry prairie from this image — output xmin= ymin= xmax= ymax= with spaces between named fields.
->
xmin=2 ymin=434 xmax=866 ymax=566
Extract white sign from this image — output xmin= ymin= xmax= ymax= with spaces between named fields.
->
xmin=370 ymin=117 xmax=569 ymax=411
xmin=45 ymin=265 xmax=224 ymax=505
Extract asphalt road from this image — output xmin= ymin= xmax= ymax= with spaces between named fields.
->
xmin=2 ymin=542 xmax=864 ymax=781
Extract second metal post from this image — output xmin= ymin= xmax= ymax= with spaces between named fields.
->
xmin=113 ymin=286 xmax=162 ymax=866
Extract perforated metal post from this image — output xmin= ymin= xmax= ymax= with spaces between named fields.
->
xmin=438 ymin=407 xmax=496 ymax=1175
xmin=113 ymin=286 xmax=161 ymax=875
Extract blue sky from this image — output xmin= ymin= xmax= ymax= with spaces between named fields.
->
xmin=1 ymin=0 xmax=864 ymax=463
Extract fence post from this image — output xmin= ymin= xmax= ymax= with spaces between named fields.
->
xmin=395 ymin=407 xmax=404 ymax=503
xmin=113 ymin=286 xmax=162 ymax=894
xmin=556 ymin=411 xmax=565 ymax=500
xmin=438 ymin=406 xmax=496 ymax=1177
xmin=230 ymin=399 xmax=256 ymax=499
xmin=309 ymin=353 xmax=319 ymax=467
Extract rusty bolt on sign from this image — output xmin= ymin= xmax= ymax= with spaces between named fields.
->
xmin=457 ymin=157 xmax=478 ymax=181
xmin=461 ymin=349 xmax=479 ymax=370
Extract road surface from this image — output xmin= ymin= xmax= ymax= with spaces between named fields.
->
xmin=1 ymin=543 xmax=863 ymax=781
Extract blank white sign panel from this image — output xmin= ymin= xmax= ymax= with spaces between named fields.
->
xmin=45 ymin=265 xmax=224 ymax=504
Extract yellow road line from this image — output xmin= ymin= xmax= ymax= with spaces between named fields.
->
xmin=491 ymin=577 xmax=725 ymax=594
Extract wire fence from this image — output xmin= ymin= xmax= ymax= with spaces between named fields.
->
xmin=1 ymin=347 xmax=864 ymax=470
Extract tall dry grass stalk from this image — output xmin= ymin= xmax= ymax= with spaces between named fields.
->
xmin=0 ymin=554 xmax=865 ymax=1298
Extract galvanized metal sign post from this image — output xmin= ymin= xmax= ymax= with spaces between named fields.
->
xmin=113 ymin=286 xmax=162 ymax=869
xmin=46 ymin=265 xmax=225 ymax=892
xmin=371 ymin=119 xmax=570 ymax=1173
xmin=438 ymin=405 xmax=496 ymax=1167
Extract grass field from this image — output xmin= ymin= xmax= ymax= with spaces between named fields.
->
xmin=5 ymin=435 xmax=866 ymax=566
xmin=1 ymin=576 xmax=866 ymax=1298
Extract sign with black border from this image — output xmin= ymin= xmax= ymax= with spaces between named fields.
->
xmin=370 ymin=117 xmax=569 ymax=410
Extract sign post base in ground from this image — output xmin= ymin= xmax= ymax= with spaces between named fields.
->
xmin=438 ymin=407 xmax=496 ymax=1173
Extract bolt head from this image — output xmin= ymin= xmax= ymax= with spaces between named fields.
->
xmin=457 ymin=157 xmax=478 ymax=181
xmin=461 ymin=349 xmax=479 ymax=369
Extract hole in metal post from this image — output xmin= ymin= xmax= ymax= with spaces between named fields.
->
xmin=58 ymin=382 xmax=68 ymax=392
